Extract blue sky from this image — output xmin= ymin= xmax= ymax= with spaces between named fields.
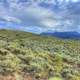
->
xmin=0 ymin=0 xmax=80 ymax=33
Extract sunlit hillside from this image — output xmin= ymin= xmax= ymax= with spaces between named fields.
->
xmin=0 ymin=29 xmax=80 ymax=80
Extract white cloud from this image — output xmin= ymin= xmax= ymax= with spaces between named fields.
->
xmin=2 ymin=16 xmax=21 ymax=23
xmin=0 ymin=0 xmax=79 ymax=32
xmin=0 ymin=1 xmax=58 ymax=29
xmin=41 ymin=19 xmax=57 ymax=27
xmin=8 ymin=4 xmax=56 ymax=28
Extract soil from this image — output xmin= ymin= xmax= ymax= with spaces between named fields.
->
xmin=0 ymin=73 xmax=48 ymax=80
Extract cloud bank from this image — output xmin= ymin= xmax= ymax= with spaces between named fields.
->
xmin=0 ymin=0 xmax=80 ymax=33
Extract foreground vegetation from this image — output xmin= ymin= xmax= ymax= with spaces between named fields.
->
xmin=0 ymin=29 xmax=80 ymax=80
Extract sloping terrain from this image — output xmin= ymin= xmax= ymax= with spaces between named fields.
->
xmin=0 ymin=29 xmax=80 ymax=80
xmin=41 ymin=31 xmax=80 ymax=39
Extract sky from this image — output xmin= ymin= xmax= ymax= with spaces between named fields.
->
xmin=0 ymin=0 xmax=80 ymax=33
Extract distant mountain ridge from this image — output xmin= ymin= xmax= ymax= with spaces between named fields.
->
xmin=41 ymin=31 xmax=80 ymax=39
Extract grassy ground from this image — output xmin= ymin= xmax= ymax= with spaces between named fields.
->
xmin=0 ymin=29 xmax=80 ymax=80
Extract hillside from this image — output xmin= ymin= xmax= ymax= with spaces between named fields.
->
xmin=0 ymin=29 xmax=80 ymax=80
xmin=41 ymin=31 xmax=80 ymax=39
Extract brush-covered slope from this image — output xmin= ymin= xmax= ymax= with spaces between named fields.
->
xmin=0 ymin=29 xmax=80 ymax=80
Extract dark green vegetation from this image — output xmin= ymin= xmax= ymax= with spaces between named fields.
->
xmin=0 ymin=29 xmax=80 ymax=80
